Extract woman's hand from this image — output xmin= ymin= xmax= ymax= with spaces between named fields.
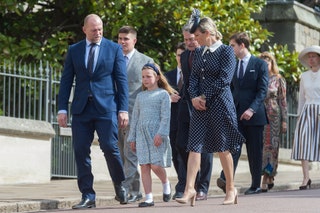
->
xmin=191 ymin=95 xmax=207 ymax=111
xmin=281 ymin=122 xmax=287 ymax=133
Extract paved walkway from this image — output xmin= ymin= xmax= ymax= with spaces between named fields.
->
xmin=0 ymin=158 xmax=319 ymax=213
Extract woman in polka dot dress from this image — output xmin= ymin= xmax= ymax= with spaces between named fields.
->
xmin=175 ymin=15 xmax=245 ymax=206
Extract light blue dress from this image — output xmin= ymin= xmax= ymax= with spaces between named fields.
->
xmin=127 ymin=88 xmax=172 ymax=167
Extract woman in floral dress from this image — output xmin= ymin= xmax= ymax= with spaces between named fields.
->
xmin=259 ymin=52 xmax=287 ymax=192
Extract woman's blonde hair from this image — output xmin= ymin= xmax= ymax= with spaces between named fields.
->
xmin=259 ymin=51 xmax=280 ymax=76
xmin=197 ymin=17 xmax=222 ymax=40
xmin=141 ymin=63 xmax=177 ymax=95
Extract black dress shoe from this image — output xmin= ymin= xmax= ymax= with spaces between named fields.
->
xmin=216 ymin=177 xmax=226 ymax=193
xmin=113 ymin=183 xmax=128 ymax=204
xmin=196 ymin=191 xmax=207 ymax=201
xmin=128 ymin=193 xmax=143 ymax=203
xmin=138 ymin=201 xmax=154 ymax=207
xmin=244 ymin=187 xmax=262 ymax=195
xmin=172 ymin=191 xmax=184 ymax=200
xmin=163 ymin=192 xmax=171 ymax=202
xmin=72 ymin=198 xmax=96 ymax=209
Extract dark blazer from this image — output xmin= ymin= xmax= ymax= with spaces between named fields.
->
xmin=232 ymin=55 xmax=268 ymax=126
xmin=178 ymin=50 xmax=193 ymax=122
xmin=58 ymin=37 xmax=129 ymax=115
xmin=165 ymin=68 xmax=180 ymax=131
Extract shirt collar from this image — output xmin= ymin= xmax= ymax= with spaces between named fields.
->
xmin=86 ymin=39 xmax=101 ymax=47
xmin=124 ymin=49 xmax=136 ymax=60
xmin=241 ymin=53 xmax=251 ymax=64
xmin=202 ymin=40 xmax=223 ymax=55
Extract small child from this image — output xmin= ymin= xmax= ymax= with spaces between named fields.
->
xmin=127 ymin=63 xmax=176 ymax=207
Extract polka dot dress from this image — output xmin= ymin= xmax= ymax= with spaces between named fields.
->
xmin=187 ymin=44 xmax=245 ymax=154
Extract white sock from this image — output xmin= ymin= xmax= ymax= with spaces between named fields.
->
xmin=163 ymin=181 xmax=171 ymax=194
xmin=145 ymin=193 xmax=153 ymax=203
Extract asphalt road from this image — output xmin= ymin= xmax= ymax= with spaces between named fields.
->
xmin=37 ymin=188 xmax=320 ymax=213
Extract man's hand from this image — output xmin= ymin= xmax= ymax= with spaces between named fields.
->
xmin=57 ymin=113 xmax=68 ymax=127
xmin=118 ymin=112 xmax=129 ymax=129
xmin=240 ymin=109 xmax=254 ymax=121
xmin=170 ymin=93 xmax=181 ymax=103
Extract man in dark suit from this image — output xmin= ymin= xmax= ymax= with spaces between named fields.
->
xmin=174 ymin=25 xmax=213 ymax=201
xmin=217 ymin=32 xmax=268 ymax=195
xmin=165 ymin=42 xmax=186 ymax=199
xmin=57 ymin=14 xmax=129 ymax=209
xmin=117 ymin=26 xmax=154 ymax=203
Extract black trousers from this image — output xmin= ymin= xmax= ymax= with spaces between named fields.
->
xmin=221 ymin=124 xmax=264 ymax=189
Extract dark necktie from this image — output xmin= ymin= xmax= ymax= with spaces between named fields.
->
xmin=177 ymin=70 xmax=183 ymax=91
xmin=188 ymin=51 xmax=194 ymax=69
xmin=239 ymin=60 xmax=244 ymax=79
xmin=88 ymin=43 xmax=97 ymax=74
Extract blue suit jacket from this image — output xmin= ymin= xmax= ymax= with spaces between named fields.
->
xmin=231 ymin=55 xmax=268 ymax=126
xmin=58 ymin=37 xmax=128 ymax=115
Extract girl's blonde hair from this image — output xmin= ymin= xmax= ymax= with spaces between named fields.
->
xmin=142 ymin=63 xmax=177 ymax=95
xmin=259 ymin=51 xmax=280 ymax=76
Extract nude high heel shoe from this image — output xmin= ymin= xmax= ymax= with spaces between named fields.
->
xmin=175 ymin=191 xmax=196 ymax=207
xmin=223 ymin=188 xmax=238 ymax=205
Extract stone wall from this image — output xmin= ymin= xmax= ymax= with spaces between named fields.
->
xmin=254 ymin=0 xmax=320 ymax=52
xmin=0 ymin=116 xmax=55 ymax=184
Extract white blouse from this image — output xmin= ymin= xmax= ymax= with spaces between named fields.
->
xmin=298 ymin=69 xmax=320 ymax=115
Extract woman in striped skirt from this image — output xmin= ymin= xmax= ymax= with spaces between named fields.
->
xmin=291 ymin=45 xmax=320 ymax=190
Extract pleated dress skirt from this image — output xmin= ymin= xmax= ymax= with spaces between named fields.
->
xmin=291 ymin=104 xmax=320 ymax=161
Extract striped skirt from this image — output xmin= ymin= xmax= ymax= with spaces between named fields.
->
xmin=291 ymin=104 xmax=320 ymax=161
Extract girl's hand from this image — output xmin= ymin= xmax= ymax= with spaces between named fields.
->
xmin=130 ymin=142 xmax=136 ymax=152
xmin=154 ymin=134 xmax=163 ymax=147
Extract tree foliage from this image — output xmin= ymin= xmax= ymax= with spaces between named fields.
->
xmin=0 ymin=0 xmax=302 ymax=85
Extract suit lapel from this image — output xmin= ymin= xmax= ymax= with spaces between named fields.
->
xmin=76 ymin=40 xmax=87 ymax=72
xmin=94 ymin=38 xmax=106 ymax=74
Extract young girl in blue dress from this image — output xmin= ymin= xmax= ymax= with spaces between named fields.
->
xmin=127 ymin=63 xmax=176 ymax=207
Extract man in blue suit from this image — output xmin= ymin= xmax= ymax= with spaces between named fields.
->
xmin=57 ymin=14 xmax=129 ymax=209
xmin=217 ymin=32 xmax=268 ymax=195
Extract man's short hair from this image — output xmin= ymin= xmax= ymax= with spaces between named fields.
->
xmin=230 ymin=32 xmax=250 ymax=49
xmin=118 ymin=26 xmax=137 ymax=37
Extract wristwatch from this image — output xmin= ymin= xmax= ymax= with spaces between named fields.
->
xmin=248 ymin=108 xmax=256 ymax=113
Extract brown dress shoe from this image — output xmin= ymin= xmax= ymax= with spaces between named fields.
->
xmin=196 ymin=191 xmax=207 ymax=201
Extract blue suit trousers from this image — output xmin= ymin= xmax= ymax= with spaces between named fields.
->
xmin=71 ymin=100 xmax=125 ymax=200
